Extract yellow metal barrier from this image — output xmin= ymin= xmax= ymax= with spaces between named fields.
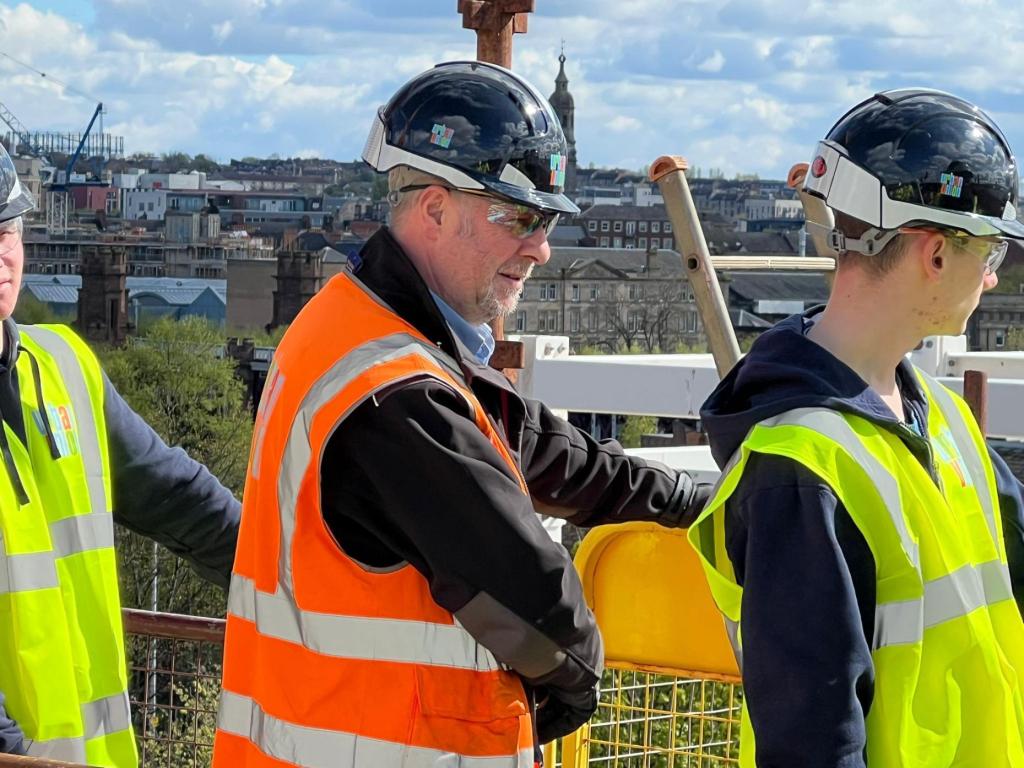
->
xmin=547 ymin=523 xmax=742 ymax=767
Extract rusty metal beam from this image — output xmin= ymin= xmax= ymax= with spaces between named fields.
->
xmin=963 ymin=369 xmax=989 ymax=435
xmin=122 ymin=607 xmax=226 ymax=645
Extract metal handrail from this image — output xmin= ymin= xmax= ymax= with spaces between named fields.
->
xmin=121 ymin=608 xmax=225 ymax=644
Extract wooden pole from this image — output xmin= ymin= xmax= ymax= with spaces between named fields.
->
xmin=963 ymin=369 xmax=989 ymax=435
xmin=458 ymin=0 xmax=535 ymax=372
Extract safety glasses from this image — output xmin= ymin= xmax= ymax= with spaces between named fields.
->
xmin=398 ymin=184 xmax=559 ymax=239
xmin=899 ymin=226 xmax=1008 ymax=274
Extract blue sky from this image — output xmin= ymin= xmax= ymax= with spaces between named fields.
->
xmin=4 ymin=0 xmax=1024 ymax=179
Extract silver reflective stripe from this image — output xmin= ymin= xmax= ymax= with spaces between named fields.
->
xmin=50 ymin=512 xmax=115 ymax=559
xmin=228 ymin=573 xmax=500 ymax=671
xmin=25 ymin=735 xmax=87 ymax=763
xmin=277 ymin=333 xmax=460 ymax=594
xmin=761 ymin=408 xmax=919 ymax=565
xmin=921 ymin=374 xmax=1001 ymax=545
xmin=874 ymin=558 xmax=1015 ymax=649
xmin=723 ymin=617 xmax=743 ymax=672
xmin=218 ymin=691 xmax=531 ymax=768
xmin=0 ymin=542 xmax=58 ymax=594
xmin=20 ymin=326 xmax=107 ymax=517
xmin=83 ymin=691 xmax=132 ymax=740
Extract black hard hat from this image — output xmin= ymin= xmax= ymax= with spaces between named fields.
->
xmin=803 ymin=88 xmax=1024 ymax=253
xmin=362 ymin=61 xmax=579 ymax=215
xmin=0 ymin=143 xmax=34 ymax=224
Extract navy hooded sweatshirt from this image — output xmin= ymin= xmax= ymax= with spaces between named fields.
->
xmin=700 ymin=307 xmax=1024 ymax=768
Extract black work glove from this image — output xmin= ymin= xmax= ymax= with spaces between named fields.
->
xmin=535 ymin=685 xmax=599 ymax=744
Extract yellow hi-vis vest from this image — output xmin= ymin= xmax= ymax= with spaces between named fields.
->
xmin=689 ymin=369 xmax=1024 ymax=767
xmin=0 ymin=324 xmax=135 ymax=767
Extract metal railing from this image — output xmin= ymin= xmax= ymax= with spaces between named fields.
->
xmin=123 ymin=609 xmax=225 ymax=768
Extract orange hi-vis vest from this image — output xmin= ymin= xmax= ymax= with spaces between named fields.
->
xmin=213 ymin=268 xmax=536 ymax=767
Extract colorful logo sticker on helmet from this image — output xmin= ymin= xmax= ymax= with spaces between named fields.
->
xmin=430 ymin=123 xmax=455 ymax=149
xmin=940 ymin=172 xmax=964 ymax=198
xmin=550 ymin=154 xmax=567 ymax=188
xmin=811 ymin=156 xmax=828 ymax=178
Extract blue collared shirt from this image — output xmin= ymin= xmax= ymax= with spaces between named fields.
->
xmin=430 ymin=292 xmax=495 ymax=365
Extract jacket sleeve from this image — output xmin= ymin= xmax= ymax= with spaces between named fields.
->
xmin=988 ymin=447 xmax=1024 ymax=611
xmin=319 ymin=381 xmax=602 ymax=699
xmin=0 ymin=692 xmax=25 ymax=755
xmin=519 ymin=397 xmax=709 ymax=528
xmin=725 ymin=453 xmax=874 ymax=768
xmin=104 ymin=374 xmax=241 ymax=590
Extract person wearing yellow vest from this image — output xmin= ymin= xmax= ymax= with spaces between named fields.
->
xmin=213 ymin=61 xmax=711 ymax=768
xmin=0 ymin=142 xmax=241 ymax=766
xmin=689 ymin=89 xmax=1024 ymax=767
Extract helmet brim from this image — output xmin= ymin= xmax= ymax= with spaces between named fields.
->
xmin=482 ymin=178 xmax=580 ymax=215
xmin=0 ymin=185 xmax=34 ymax=224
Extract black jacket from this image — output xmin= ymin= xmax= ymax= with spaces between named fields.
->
xmin=700 ymin=308 xmax=1024 ymax=768
xmin=320 ymin=228 xmax=705 ymax=732
xmin=0 ymin=319 xmax=241 ymax=754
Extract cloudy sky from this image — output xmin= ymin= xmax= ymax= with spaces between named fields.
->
xmin=2 ymin=0 xmax=1023 ymax=180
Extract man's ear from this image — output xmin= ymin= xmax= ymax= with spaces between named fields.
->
xmin=918 ymin=232 xmax=947 ymax=281
xmin=416 ymin=187 xmax=448 ymax=240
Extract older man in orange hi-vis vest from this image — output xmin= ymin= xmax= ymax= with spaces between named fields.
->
xmin=212 ymin=61 xmax=713 ymax=768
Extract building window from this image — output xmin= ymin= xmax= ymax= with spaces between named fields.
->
xmin=601 ymin=221 xmax=610 ymax=232
xmin=138 ymin=203 xmax=144 ymax=212
xmin=515 ymin=311 xmax=527 ymax=331
xmin=613 ymin=237 xmax=622 ymax=248
xmin=539 ymin=310 xmax=560 ymax=332
xmin=588 ymin=220 xmax=598 ymax=232
xmin=148 ymin=202 xmax=154 ymax=211
xmin=626 ymin=221 xmax=636 ymax=236
xmin=639 ymin=221 xmax=648 ymax=233
xmin=687 ymin=311 xmax=698 ymax=332
xmin=600 ymin=236 xmax=609 ymax=246
xmin=996 ymin=330 xmax=1006 ymax=348
xmin=590 ymin=284 xmax=599 ymax=301
xmin=639 ymin=237 xmax=647 ymax=248
xmin=652 ymin=221 xmax=661 ymax=233
xmin=627 ymin=311 xmax=642 ymax=331
xmin=665 ymin=222 xmax=672 ymax=233
xmin=570 ymin=310 xmax=580 ymax=333
xmin=651 ymin=238 xmax=660 ymax=248
xmin=588 ymin=308 xmax=599 ymax=330
xmin=545 ymin=283 xmax=558 ymax=300
xmin=571 ymin=284 xmax=580 ymax=302
xmin=628 ymin=284 xmax=645 ymax=300
xmin=613 ymin=221 xmax=623 ymax=232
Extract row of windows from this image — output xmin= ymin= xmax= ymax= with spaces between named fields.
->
xmin=589 ymin=220 xmax=672 ymax=234
xmin=531 ymin=282 xmax=695 ymax=303
xmin=514 ymin=309 xmax=701 ymax=334
xmin=596 ymin=236 xmax=673 ymax=249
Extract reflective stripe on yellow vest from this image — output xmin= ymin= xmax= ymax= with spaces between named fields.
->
xmin=0 ymin=324 xmax=136 ymax=767
xmin=689 ymin=368 xmax=1024 ymax=767
xmin=213 ymin=272 xmax=534 ymax=767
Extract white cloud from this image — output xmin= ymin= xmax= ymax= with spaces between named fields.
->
xmin=607 ymin=115 xmax=642 ymax=133
xmin=697 ymin=50 xmax=725 ymax=73
xmin=211 ymin=20 xmax=233 ymax=44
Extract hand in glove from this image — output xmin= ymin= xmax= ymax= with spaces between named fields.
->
xmin=535 ymin=685 xmax=599 ymax=744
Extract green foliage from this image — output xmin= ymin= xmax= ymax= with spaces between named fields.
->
xmin=991 ymin=264 xmax=1024 ymax=294
xmin=97 ymin=316 xmax=251 ymax=618
xmin=225 ymin=323 xmax=288 ymax=347
xmin=11 ymin=295 xmax=75 ymax=325
xmin=371 ymin=174 xmax=389 ymax=201
xmin=1006 ymin=327 xmax=1024 ymax=351
xmin=619 ymin=415 xmax=658 ymax=448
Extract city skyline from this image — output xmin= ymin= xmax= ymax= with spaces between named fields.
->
xmin=3 ymin=0 xmax=1024 ymax=179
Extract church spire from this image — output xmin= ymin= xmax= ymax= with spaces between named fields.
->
xmin=549 ymin=46 xmax=577 ymax=195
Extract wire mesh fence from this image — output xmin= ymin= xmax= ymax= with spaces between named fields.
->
xmin=123 ymin=609 xmax=225 ymax=768
xmin=558 ymin=666 xmax=742 ymax=768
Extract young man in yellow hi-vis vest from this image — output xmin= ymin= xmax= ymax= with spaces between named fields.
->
xmin=690 ymin=90 xmax=1024 ymax=767
xmin=0 ymin=143 xmax=240 ymax=766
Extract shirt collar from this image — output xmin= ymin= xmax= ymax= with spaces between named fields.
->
xmin=429 ymin=292 xmax=495 ymax=366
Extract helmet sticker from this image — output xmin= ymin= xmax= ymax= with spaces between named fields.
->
xmin=430 ymin=123 xmax=455 ymax=149
xmin=940 ymin=172 xmax=964 ymax=198
xmin=550 ymin=154 xmax=567 ymax=187
xmin=811 ymin=156 xmax=828 ymax=178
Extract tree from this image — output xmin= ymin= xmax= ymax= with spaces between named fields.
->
xmin=160 ymin=151 xmax=193 ymax=171
xmin=98 ymin=317 xmax=252 ymax=618
xmin=12 ymin=295 xmax=74 ymax=325
xmin=190 ymin=153 xmax=221 ymax=174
